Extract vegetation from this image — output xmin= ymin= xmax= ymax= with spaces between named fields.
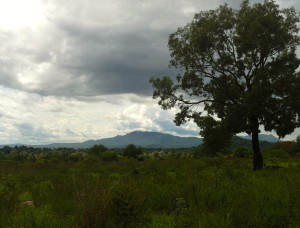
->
xmin=0 ymin=141 xmax=299 ymax=227
xmin=123 ymin=144 xmax=143 ymax=159
xmin=1 ymin=1 xmax=300 ymax=227
xmin=150 ymin=0 xmax=300 ymax=170
xmin=90 ymin=144 xmax=108 ymax=155
xmin=196 ymin=116 xmax=232 ymax=155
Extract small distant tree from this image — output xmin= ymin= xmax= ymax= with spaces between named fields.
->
xmin=123 ymin=144 xmax=142 ymax=159
xmin=150 ymin=0 xmax=300 ymax=170
xmin=295 ymin=135 xmax=300 ymax=149
xmin=100 ymin=151 xmax=118 ymax=161
xmin=196 ymin=116 xmax=232 ymax=155
xmin=285 ymin=135 xmax=300 ymax=155
xmin=90 ymin=144 xmax=108 ymax=155
xmin=2 ymin=146 xmax=12 ymax=154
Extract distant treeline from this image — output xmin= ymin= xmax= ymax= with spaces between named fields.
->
xmin=0 ymin=139 xmax=299 ymax=163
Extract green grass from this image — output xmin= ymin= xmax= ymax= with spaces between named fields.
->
xmin=0 ymin=156 xmax=300 ymax=227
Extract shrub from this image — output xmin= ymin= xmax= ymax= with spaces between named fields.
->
xmin=90 ymin=144 xmax=108 ymax=155
xmin=68 ymin=153 xmax=81 ymax=162
xmin=288 ymin=135 xmax=300 ymax=155
xmin=100 ymin=151 xmax=118 ymax=162
xmin=233 ymin=147 xmax=251 ymax=158
xmin=83 ymin=154 xmax=99 ymax=163
xmin=264 ymin=148 xmax=290 ymax=159
xmin=123 ymin=144 xmax=142 ymax=159
xmin=193 ymin=146 xmax=205 ymax=158
xmin=110 ymin=179 xmax=147 ymax=227
xmin=194 ymin=144 xmax=231 ymax=158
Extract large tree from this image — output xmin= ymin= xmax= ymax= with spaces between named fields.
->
xmin=150 ymin=0 xmax=300 ymax=170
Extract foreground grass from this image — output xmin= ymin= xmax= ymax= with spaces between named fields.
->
xmin=0 ymin=157 xmax=300 ymax=227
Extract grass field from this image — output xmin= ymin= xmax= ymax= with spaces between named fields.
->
xmin=1 ymin=151 xmax=300 ymax=228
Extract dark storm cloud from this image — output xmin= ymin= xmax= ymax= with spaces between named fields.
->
xmin=0 ymin=0 xmax=299 ymax=98
xmin=225 ymin=0 xmax=263 ymax=8
xmin=226 ymin=0 xmax=300 ymax=10
xmin=0 ymin=0 xmax=205 ymax=97
xmin=45 ymin=20 xmax=176 ymax=96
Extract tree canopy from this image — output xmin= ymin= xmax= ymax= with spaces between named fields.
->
xmin=123 ymin=144 xmax=142 ymax=159
xmin=150 ymin=0 xmax=300 ymax=170
xmin=195 ymin=116 xmax=232 ymax=156
xmin=90 ymin=144 xmax=108 ymax=155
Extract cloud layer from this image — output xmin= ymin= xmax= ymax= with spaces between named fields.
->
xmin=0 ymin=0 xmax=200 ymax=97
xmin=0 ymin=0 xmax=299 ymax=144
xmin=3 ymin=0 xmax=295 ymax=98
xmin=0 ymin=87 xmax=200 ymax=144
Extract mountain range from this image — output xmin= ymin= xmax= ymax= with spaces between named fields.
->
xmin=40 ymin=131 xmax=203 ymax=149
xmin=239 ymin=134 xmax=279 ymax=143
xmin=0 ymin=131 xmax=275 ymax=149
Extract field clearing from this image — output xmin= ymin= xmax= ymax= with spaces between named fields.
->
xmin=1 ymin=155 xmax=300 ymax=227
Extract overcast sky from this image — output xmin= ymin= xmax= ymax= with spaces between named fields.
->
xmin=0 ymin=0 xmax=299 ymax=145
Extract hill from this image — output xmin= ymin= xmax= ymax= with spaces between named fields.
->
xmin=239 ymin=134 xmax=279 ymax=143
xmin=45 ymin=131 xmax=203 ymax=149
xmin=0 ymin=131 xmax=275 ymax=149
xmin=231 ymin=136 xmax=272 ymax=150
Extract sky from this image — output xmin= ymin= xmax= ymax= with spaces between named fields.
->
xmin=0 ymin=0 xmax=299 ymax=145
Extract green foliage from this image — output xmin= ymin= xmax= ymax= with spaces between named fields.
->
xmin=14 ymin=204 xmax=68 ymax=227
xmin=2 ymin=146 xmax=12 ymax=154
xmin=100 ymin=151 xmax=118 ymax=161
xmin=123 ymin=144 xmax=142 ymax=159
xmin=150 ymin=0 xmax=300 ymax=169
xmin=83 ymin=154 xmax=100 ymax=163
xmin=263 ymin=140 xmax=298 ymax=159
xmin=18 ymin=191 xmax=33 ymax=202
xmin=234 ymin=146 xmax=251 ymax=158
xmin=195 ymin=116 xmax=232 ymax=155
xmin=89 ymin=144 xmax=108 ymax=155
xmin=289 ymin=135 xmax=300 ymax=155
xmin=296 ymin=135 xmax=300 ymax=147
xmin=110 ymin=179 xmax=147 ymax=227
xmin=0 ymin=156 xmax=300 ymax=227
xmin=150 ymin=214 xmax=174 ymax=228
xmin=264 ymin=148 xmax=290 ymax=159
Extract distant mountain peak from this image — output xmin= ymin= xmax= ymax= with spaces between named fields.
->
xmin=127 ymin=130 xmax=149 ymax=134
xmin=239 ymin=134 xmax=279 ymax=143
xmin=0 ymin=131 xmax=275 ymax=149
xmin=127 ymin=130 xmax=161 ymax=135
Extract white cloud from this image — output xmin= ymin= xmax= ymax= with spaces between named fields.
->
xmin=0 ymin=85 xmax=202 ymax=144
xmin=0 ymin=0 xmax=299 ymax=144
xmin=0 ymin=0 xmax=46 ymax=30
xmin=0 ymin=86 xmax=112 ymax=144
xmin=0 ymin=0 xmax=234 ymax=97
xmin=115 ymin=103 xmax=200 ymax=136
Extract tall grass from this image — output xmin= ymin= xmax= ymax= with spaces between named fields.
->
xmin=0 ymin=157 xmax=299 ymax=227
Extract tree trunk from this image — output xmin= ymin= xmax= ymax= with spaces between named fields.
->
xmin=251 ymin=116 xmax=263 ymax=170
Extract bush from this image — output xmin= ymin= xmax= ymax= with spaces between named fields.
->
xmin=100 ymin=151 xmax=118 ymax=162
xmin=110 ymin=179 xmax=147 ymax=227
xmin=288 ymin=136 xmax=300 ymax=155
xmin=68 ymin=153 xmax=81 ymax=162
xmin=123 ymin=144 xmax=142 ymax=159
xmin=193 ymin=146 xmax=205 ymax=158
xmin=233 ymin=147 xmax=251 ymax=158
xmin=264 ymin=148 xmax=290 ymax=159
xmin=90 ymin=144 xmax=108 ymax=155
xmin=194 ymin=143 xmax=232 ymax=158
xmin=83 ymin=154 xmax=100 ymax=163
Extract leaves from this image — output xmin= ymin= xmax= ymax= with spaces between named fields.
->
xmin=150 ymin=0 xmax=300 ymax=139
